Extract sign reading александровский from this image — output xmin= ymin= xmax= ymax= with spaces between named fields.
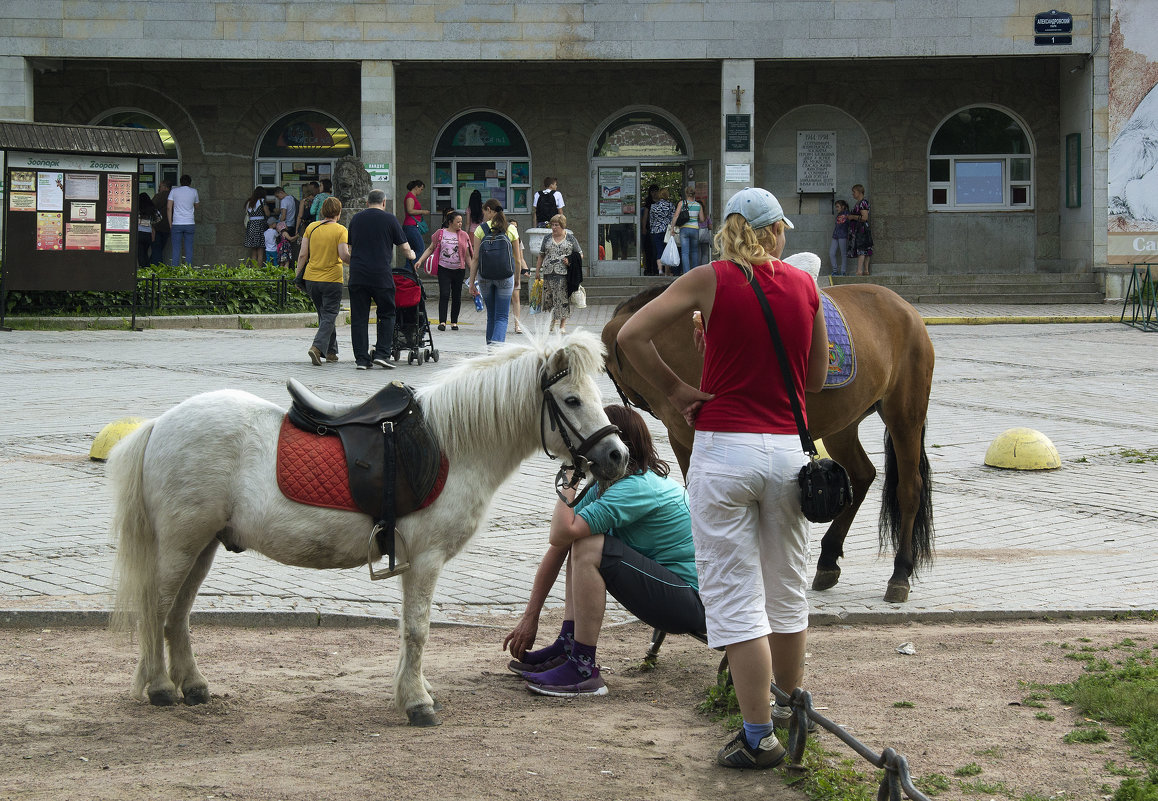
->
xmin=797 ymin=131 xmax=836 ymax=194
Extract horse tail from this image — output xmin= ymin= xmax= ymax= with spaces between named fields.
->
xmin=108 ymin=419 xmax=158 ymax=646
xmin=878 ymin=422 xmax=935 ymax=575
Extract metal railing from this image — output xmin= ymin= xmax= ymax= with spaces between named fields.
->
xmin=1121 ymin=263 xmax=1158 ymax=332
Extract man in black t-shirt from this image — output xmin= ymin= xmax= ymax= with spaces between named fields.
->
xmin=347 ymin=189 xmax=415 ymax=369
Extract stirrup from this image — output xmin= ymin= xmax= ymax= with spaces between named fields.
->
xmin=367 ymin=525 xmax=410 ymax=581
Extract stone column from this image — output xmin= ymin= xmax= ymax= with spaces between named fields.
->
xmin=721 ymin=59 xmax=755 ymax=196
xmin=360 ymin=60 xmax=396 ymax=213
xmin=0 ymin=56 xmax=33 ymax=122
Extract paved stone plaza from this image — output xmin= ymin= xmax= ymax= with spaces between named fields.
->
xmin=1 ymin=302 xmax=1155 ymax=628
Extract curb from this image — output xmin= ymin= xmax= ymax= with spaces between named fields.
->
xmin=923 ymin=315 xmax=1119 ymax=326
xmin=4 ymin=606 xmax=1153 ymax=631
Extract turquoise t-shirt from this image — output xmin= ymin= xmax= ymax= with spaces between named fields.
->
xmin=575 ymin=470 xmax=698 ymax=590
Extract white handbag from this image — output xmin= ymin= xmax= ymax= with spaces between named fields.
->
xmin=569 ymin=285 xmax=587 ymax=309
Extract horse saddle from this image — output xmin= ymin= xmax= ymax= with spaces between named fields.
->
xmin=285 ymin=378 xmax=446 ymax=576
xmin=820 ymin=292 xmax=857 ymax=389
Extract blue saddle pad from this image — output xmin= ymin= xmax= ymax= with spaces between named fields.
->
xmin=822 ymin=292 xmax=856 ymax=389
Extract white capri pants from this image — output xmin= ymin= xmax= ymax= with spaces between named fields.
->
xmin=686 ymin=430 xmax=811 ymax=649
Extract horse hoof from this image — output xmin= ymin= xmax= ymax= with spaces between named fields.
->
xmin=432 ymin=698 xmax=443 ymax=712
xmin=812 ymin=567 xmax=841 ymax=591
xmin=406 ymin=705 xmax=442 ymax=727
xmin=183 ymin=686 xmax=210 ymax=706
xmin=148 ymin=688 xmax=178 ymax=706
xmin=883 ymin=582 xmax=910 ymax=603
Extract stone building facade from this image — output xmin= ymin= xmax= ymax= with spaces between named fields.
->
xmin=0 ymin=1 xmax=1116 ymax=288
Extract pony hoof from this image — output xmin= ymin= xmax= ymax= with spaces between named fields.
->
xmin=183 ymin=686 xmax=210 ymax=706
xmin=406 ymin=705 xmax=442 ymax=727
xmin=148 ymin=688 xmax=178 ymax=706
xmin=883 ymin=582 xmax=910 ymax=603
xmin=812 ymin=567 xmax=841 ymax=591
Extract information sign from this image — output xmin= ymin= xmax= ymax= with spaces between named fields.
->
xmin=797 ymin=131 xmax=836 ymax=193
xmin=725 ymin=115 xmax=751 ymax=152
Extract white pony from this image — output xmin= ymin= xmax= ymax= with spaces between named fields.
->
xmin=108 ymin=330 xmax=628 ymax=726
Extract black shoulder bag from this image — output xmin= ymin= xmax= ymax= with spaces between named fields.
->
xmin=740 ymin=263 xmax=853 ymax=524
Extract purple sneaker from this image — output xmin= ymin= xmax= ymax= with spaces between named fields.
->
xmin=507 ymin=653 xmax=568 ymax=676
xmin=523 ymin=659 xmax=608 ymax=697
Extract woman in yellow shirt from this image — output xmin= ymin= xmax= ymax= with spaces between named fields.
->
xmin=296 ymin=195 xmax=350 ymax=365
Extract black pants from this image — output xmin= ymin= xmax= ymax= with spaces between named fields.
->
xmin=598 ymin=536 xmax=706 ymax=636
xmin=137 ymin=232 xmax=152 ymax=270
xmin=348 ymin=282 xmax=396 ymax=367
xmin=437 ymin=267 xmax=466 ymax=324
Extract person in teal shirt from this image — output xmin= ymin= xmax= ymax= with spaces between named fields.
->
xmin=503 ymin=405 xmax=705 ymax=697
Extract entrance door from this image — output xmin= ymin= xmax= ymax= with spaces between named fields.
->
xmin=593 ymin=163 xmax=639 ymax=276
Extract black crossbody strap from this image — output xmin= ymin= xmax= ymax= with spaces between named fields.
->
xmin=736 ymin=261 xmax=816 ymax=456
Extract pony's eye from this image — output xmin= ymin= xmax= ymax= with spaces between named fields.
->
xmin=564 ymin=396 xmax=581 ymax=407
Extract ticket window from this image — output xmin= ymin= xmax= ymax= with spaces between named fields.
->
xmin=138 ymin=161 xmax=178 ymax=196
xmin=256 ymin=111 xmax=353 ymax=206
xmin=432 ymin=112 xmax=531 ymax=218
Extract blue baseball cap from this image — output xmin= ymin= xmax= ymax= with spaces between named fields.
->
xmin=724 ymin=187 xmax=793 ymax=230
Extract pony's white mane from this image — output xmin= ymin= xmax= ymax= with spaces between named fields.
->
xmin=417 ymin=329 xmax=607 ymax=455
xmin=784 ymin=251 xmax=822 ymax=282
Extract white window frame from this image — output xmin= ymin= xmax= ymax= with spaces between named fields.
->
xmin=927 ymin=106 xmax=1034 ymax=212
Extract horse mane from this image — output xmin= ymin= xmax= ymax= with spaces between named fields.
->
xmin=417 ymin=330 xmax=607 ymax=456
xmin=612 ymin=283 xmax=669 ymax=317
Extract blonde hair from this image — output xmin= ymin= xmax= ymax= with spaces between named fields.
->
xmin=320 ymin=196 xmax=342 ymax=219
xmin=550 ymin=213 xmax=567 ymax=229
xmin=713 ymin=214 xmax=785 ymax=279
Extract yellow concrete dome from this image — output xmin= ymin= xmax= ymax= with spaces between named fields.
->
xmin=89 ymin=417 xmax=146 ymax=462
xmin=984 ymin=427 xmax=1060 ymax=470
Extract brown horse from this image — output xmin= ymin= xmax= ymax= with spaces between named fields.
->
xmin=602 ymin=282 xmax=935 ymax=603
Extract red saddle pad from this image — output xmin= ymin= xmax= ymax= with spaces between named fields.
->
xmin=276 ymin=416 xmax=360 ymax=512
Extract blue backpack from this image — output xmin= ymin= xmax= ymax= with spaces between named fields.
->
xmin=477 ymin=222 xmax=515 ymax=280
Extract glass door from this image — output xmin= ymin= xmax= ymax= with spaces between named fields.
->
xmin=593 ymin=163 xmax=639 ymax=276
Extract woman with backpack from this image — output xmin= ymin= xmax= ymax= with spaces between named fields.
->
xmin=468 ymin=198 xmax=526 ymax=346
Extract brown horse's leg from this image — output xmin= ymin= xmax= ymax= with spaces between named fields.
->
xmin=811 ymin=425 xmax=876 ymax=591
xmin=671 ymin=437 xmax=693 ymax=482
xmin=877 ymin=414 xmax=933 ymax=604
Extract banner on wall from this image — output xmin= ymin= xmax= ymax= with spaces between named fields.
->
xmin=1108 ymin=0 xmax=1158 ymax=262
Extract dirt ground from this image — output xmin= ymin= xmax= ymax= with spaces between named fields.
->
xmin=1 ymin=616 xmax=1153 ymax=801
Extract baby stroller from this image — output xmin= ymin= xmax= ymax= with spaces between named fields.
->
xmin=391 ymin=263 xmax=438 ymax=365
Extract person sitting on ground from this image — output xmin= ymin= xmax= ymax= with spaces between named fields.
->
xmin=503 ymin=404 xmax=705 ymax=697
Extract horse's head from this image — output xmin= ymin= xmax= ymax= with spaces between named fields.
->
xmin=539 ymin=331 xmax=629 ymax=483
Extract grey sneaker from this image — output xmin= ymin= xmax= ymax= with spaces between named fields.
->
xmin=772 ymin=702 xmax=819 ymax=734
xmin=716 ymin=730 xmax=786 ymax=770
xmin=525 ymin=671 xmax=608 ymax=697
xmin=356 ymin=364 xmax=370 ymax=370
xmin=372 ymin=356 xmax=395 ymax=370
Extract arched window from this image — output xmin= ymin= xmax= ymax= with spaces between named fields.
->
xmin=255 ymin=110 xmax=354 ymax=206
xmin=928 ymin=107 xmax=1033 ymax=210
xmin=93 ymin=110 xmax=178 ymax=194
xmin=431 ymin=111 xmax=531 ymax=214
xmin=592 ymin=112 xmax=687 ymax=158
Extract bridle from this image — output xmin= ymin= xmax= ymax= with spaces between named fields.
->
xmin=539 ymin=367 xmax=621 ymax=506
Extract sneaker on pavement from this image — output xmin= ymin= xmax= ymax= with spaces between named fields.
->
xmin=308 ymin=346 xmax=324 ymax=366
xmin=716 ymin=730 xmax=786 ymax=770
xmin=372 ymin=356 xmax=395 ymax=370
xmin=507 ymin=653 xmax=567 ymax=676
xmin=523 ymin=659 xmax=608 ymax=697
xmin=356 ymin=363 xmax=370 ymax=370
xmin=772 ymin=702 xmax=819 ymax=734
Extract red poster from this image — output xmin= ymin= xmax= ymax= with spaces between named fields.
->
xmin=106 ymin=173 xmax=133 ymax=213
xmin=65 ymin=222 xmax=102 ymax=251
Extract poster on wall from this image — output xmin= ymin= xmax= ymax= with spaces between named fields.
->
xmin=65 ymin=222 xmax=102 ymax=251
xmin=105 ymin=214 xmax=132 ymax=232
xmin=1108 ymin=0 xmax=1158 ymax=262
xmin=36 ymin=212 xmax=64 ymax=250
xmin=104 ymin=232 xmax=131 ymax=253
xmin=797 ymin=131 xmax=836 ymax=193
xmin=37 ymin=172 xmax=64 ymax=211
xmin=599 ymin=167 xmax=626 ymax=215
xmin=71 ymin=202 xmax=97 ymax=221
xmin=9 ymin=193 xmax=36 ymax=211
xmin=106 ymin=173 xmax=133 ymax=212
xmin=10 ymin=170 xmax=36 ymax=192
xmin=65 ymin=173 xmax=100 ymax=200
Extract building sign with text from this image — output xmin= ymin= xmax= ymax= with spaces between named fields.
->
xmin=797 ymin=131 xmax=836 ymax=193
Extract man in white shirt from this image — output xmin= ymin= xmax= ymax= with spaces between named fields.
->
xmin=167 ymin=174 xmax=200 ymax=265
xmin=275 ymin=186 xmax=298 ymax=236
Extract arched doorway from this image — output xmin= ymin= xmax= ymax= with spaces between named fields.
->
xmin=92 ymin=110 xmax=179 ymax=194
xmin=430 ymin=110 xmax=531 ymax=218
xmin=589 ymin=109 xmax=705 ymax=276
xmin=255 ymin=110 xmax=355 ymax=204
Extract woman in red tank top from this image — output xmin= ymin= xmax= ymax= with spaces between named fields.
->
xmin=618 ymin=187 xmax=828 ymax=771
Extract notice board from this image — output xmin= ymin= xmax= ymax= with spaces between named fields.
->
xmin=3 ymin=151 xmax=139 ymax=292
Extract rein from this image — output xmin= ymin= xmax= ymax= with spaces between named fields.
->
xmin=539 ymin=367 xmax=620 ymax=507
